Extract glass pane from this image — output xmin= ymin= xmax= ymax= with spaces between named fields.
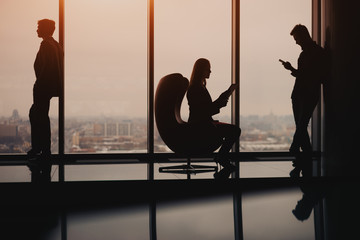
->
xmin=0 ymin=0 xmax=59 ymax=155
xmin=154 ymin=0 xmax=232 ymax=155
xmin=240 ymin=0 xmax=312 ymax=152
xmin=65 ymin=0 xmax=147 ymax=154
xmin=0 ymin=0 xmax=58 ymax=182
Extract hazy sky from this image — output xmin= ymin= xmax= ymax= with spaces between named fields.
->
xmin=0 ymin=0 xmax=311 ymax=119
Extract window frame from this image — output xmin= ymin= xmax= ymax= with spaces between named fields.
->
xmin=0 ymin=0 xmax=322 ymax=181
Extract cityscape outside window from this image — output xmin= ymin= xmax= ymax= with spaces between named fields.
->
xmin=1 ymin=0 xmax=311 ymax=155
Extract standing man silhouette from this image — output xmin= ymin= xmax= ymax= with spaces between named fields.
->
xmin=27 ymin=19 xmax=63 ymax=182
xmin=280 ymin=24 xmax=325 ymax=178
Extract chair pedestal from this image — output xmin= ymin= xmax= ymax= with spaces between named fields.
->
xmin=159 ymin=158 xmax=218 ymax=179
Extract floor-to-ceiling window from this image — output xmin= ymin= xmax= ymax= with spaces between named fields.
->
xmin=64 ymin=0 xmax=148 ymax=180
xmin=153 ymin=0 xmax=232 ymax=179
xmin=240 ymin=0 xmax=312 ymax=152
xmin=65 ymin=0 xmax=147 ymax=154
xmin=0 ymin=0 xmax=316 ymax=180
xmin=154 ymin=0 xmax=232 ymax=150
xmin=0 ymin=1 xmax=321 ymax=239
xmin=239 ymin=0 xmax=312 ymax=178
xmin=0 ymin=0 xmax=58 ymax=182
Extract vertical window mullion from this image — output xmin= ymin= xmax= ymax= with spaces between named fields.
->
xmin=147 ymin=0 xmax=155 ymax=180
xmin=59 ymin=0 xmax=65 ymax=182
xmin=232 ymin=1 xmax=244 ymax=240
xmin=232 ymin=0 xmax=240 ymax=153
xmin=232 ymin=0 xmax=240 ymax=181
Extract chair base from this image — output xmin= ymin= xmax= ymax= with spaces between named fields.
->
xmin=158 ymin=157 xmax=218 ymax=179
xmin=159 ymin=164 xmax=218 ymax=175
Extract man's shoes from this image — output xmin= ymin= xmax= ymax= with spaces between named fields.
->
xmin=214 ymin=155 xmax=234 ymax=168
xmin=289 ymin=146 xmax=300 ymax=155
xmin=290 ymin=167 xmax=301 ymax=178
xmin=27 ymin=149 xmax=41 ymax=159
xmin=301 ymin=160 xmax=313 ymax=178
xmin=289 ymin=152 xmax=313 ymax=178
xmin=214 ymin=164 xmax=236 ymax=180
xmin=27 ymin=150 xmax=52 ymax=183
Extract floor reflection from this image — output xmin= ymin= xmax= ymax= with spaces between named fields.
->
xmin=242 ymin=188 xmax=315 ymax=240
xmin=157 ymin=196 xmax=235 ymax=240
xmin=1 ymin=177 xmax=358 ymax=239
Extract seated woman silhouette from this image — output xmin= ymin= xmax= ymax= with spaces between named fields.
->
xmin=186 ymin=58 xmax=241 ymax=178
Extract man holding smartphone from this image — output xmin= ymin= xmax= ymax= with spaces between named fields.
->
xmin=280 ymin=24 xmax=326 ymax=178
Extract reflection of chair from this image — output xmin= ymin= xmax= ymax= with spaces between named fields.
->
xmin=155 ymin=73 xmax=221 ymax=177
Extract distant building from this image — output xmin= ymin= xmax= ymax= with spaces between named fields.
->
xmin=72 ymin=132 xmax=80 ymax=146
xmin=0 ymin=124 xmax=18 ymax=137
xmin=93 ymin=123 xmax=105 ymax=136
xmin=105 ymin=122 xmax=118 ymax=137
xmin=10 ymin=109 xmax=20 ymax=121
xmin=103 ymin=122 xmax=132 ymax=137
xmin=118 ymin=122 xmax=132 ymax=136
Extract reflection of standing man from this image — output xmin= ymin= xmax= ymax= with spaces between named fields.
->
xmin=280 ymin=24 xmax=325 ymax=178
xmin=27 ymin=19 xmax=63 ymax=182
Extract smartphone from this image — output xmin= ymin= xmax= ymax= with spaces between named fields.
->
xmin=227 ymin=83 xmax=237 ymax=97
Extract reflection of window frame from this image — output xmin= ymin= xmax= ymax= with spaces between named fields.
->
xmin=2 ymin=0 xmax=320 ymax=181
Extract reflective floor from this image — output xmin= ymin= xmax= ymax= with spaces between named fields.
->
xmin=65 ymin=188 xmax=313 ymax=240
xmin=0 ymin=162 xmax=358 ymax=240
xmin=2 ymin=176 xmax=356 ymax=240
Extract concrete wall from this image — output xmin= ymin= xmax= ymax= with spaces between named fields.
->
xmin=323 ymin=0 xmax=360 ymax=176
xmin=323 ymin=2 xmax=360 ymax=240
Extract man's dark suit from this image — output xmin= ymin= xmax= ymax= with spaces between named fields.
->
xmin=29 ymin=37 xmax=63 ymax=154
